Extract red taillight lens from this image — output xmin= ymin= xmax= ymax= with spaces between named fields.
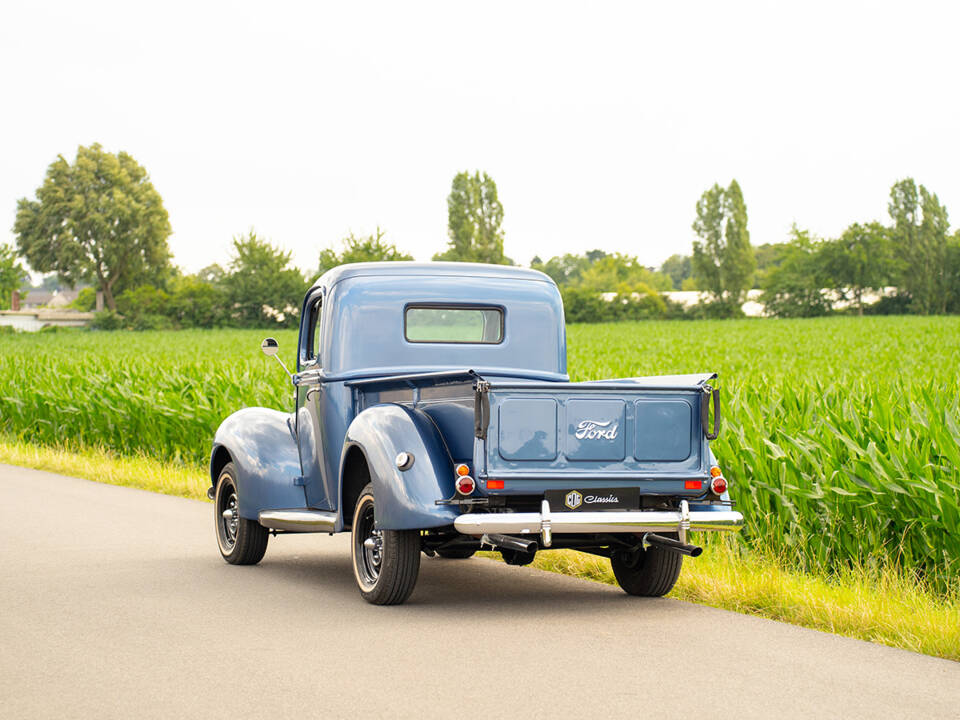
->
xmin=455 ymin=475 xmax=475 ymax=495
xmin=486 ymin=479 xmax=504 ymax=490
xmin=710 ymin=476 xmax=728 ymax=495
xmin=684 ymin=480 xmax=702 ymax=490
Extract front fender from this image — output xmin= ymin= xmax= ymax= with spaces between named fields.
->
xmin=212 ymin=407 xmax=305 ymax=519
xmin=343 ymin=404 xmax=459 ymax=530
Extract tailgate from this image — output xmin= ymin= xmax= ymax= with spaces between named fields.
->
xmin=474 ymin=374 xmax=717 ymax=486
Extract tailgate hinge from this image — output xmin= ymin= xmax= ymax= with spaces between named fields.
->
xmin=474 ymin=380 xmax=491 ymax=439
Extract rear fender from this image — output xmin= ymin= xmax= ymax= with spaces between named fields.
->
xmin=211 ymin=407 xmax=306 ymax=519
xmin=342 ymin=404 xmax=459 ymax=530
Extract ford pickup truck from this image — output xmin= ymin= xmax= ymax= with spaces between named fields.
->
xmin=209 ymin=262 xmax=743 ymax=604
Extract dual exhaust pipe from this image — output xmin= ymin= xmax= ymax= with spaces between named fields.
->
xmin=481 ymin=533 xmax=539 ymax=554
xmin=643 ymin=533 xmax=703 ymax=557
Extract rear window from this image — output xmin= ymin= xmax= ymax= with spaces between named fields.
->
xmin=404 ymin=306 xmax=503 ymax=344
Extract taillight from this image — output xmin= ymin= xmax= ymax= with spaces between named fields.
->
xmin=486 ymin=479 xmax=504 ymax=490
xmin=455 ymin=475 xmax=475 ymax=495
xmin=455 ymin=463 xmax=470 ymax=477
xmin=710 ymin=465 xmax=723 ymax=478
xmin=710 ymin=475 xmax=728 ymax=495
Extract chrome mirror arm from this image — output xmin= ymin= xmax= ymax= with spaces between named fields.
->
xmin=260 ymin=337 xmax=295 ymax=383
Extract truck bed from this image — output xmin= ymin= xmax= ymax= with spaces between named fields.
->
xmin=347 ymin=369 xmax=719 ymax=498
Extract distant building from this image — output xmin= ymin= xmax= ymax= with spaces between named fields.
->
xmin=19 ymin=288 xmax=81 ymax=310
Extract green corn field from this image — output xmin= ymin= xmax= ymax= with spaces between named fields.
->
xmin=1 ymin=316 xmax=958 ymax=591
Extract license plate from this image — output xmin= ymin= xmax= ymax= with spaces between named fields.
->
xmin=545 ymin=488 xmax=640 ymax=512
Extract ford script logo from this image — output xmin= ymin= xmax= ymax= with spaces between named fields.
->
xmin=575 ymin=419 xmax=619 ymax=440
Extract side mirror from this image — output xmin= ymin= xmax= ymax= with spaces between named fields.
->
xmin=261 ymin=337 xmax=280 ymax=357
xmin=260 ymin=337 xmax=293 ymax=382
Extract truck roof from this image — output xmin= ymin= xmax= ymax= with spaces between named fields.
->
xmin=311 ymin=261 xmax=567 ymax=380
xmin=315 ymin=261 xmax=555 ymax=289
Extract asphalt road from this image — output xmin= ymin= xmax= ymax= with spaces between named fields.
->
xmin=2 ymin=464 xmax=958 ymax=719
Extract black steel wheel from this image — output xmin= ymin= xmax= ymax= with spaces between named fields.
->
xmin=215 ymin=462 xmax=268 ymax=565
xmin=351 ymin=482 xmax=421 ymax=605
xmin=610 ymin=533 xmax=683 ymax=597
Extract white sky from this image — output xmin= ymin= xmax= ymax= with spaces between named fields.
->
xmin=2 ymin=1 xmax=958 ymax=276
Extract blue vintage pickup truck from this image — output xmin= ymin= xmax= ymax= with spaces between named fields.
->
xmin=210 ymin=262 xmax=743 ymax=604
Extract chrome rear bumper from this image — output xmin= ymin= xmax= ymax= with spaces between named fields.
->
xmin=454 ymin=499 xmax=743 ymax=547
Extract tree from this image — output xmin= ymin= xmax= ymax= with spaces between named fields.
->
xmin=888 ymin=178 xmax=950 ymax=314
xmin=760 ymin=226 xmax=831 ymax=318
xmin=819 ymin=222 xmax=893 ymax=315
xmin=660 ymin=254 xmax=691 ymax=290
xmin=530 ymin=250 xmax=606 ymax=286
xmin=317 ymin=228 xmax=412 ymax=276
xmin=434 ymin=171 xmax=511 ymax=264
xmin=578 ymin=254 xmax=672 ymax=293
xmin=691 ymin=180 xmax=756 ymax=314
xmin=13 ymin=143 xmax=172 ymax=311
xmin=0 ymin=243 xmax=28 ymax=310
xmin=222 ymin=231 xmax=307 ymax=328
xmin=947 ymin=231 xmax=960 ymax=314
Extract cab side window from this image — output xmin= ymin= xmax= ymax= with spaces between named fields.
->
xmin=307 ymin=298 xmax=323 ymax=366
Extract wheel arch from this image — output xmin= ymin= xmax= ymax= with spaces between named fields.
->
xmin=209 ymin=445 xmax=233 ymax=494
xmin=211 ymin=407 xmax=305 ymax=519
xmin=340 ymin=404 xmax=460 ymax=530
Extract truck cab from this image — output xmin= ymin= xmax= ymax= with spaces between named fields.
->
xmin=210 ymin=262 xmax=742 ymax=604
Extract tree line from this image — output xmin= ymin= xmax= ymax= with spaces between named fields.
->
xmin=3 ymin=143 xmax=959 ymax=327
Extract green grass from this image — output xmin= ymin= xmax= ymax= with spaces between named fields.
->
xmin=2 ymin=433 xmax=956 ymax=661
xmin=1 ymin=316 xmax=958 ymax=595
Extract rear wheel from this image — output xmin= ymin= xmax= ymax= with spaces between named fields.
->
xmin=610 ymin=534 xmax=683 ymax=597
xmin=351 ymin=483 xmax=421 ymax=605
xmin=215 ymin=462 xmax=268 ymax=565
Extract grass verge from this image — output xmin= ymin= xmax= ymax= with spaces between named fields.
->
xmin=3 ymin=436 xmax=956 ymax=662
xmin=0 ymin=435 xmax=209 ymax=501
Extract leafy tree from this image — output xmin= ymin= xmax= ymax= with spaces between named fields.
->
xmin=0 ymin=243 xmax=28 ymax=310
xmin=760 ymin=226 xmax=831 ymax=318
xmin=434 ymin=171 xmax=511 ymax=264
xmin=317 ymin=228 xmax=412 ymax=276
xmin=888 ymin=178 xmax=950 ymax=314
xmin=946 ymin=231 xmax=960 ymax=314
xmin=115 ymin=285 xmax=174 ymax=330
xmin=660 ymin=254 xmax=691 ymax=290
xmin=13 ymin=143 xmax=172 ymax=311
xmin=819 ymin=222 xmax=893 ymax=315
xmin=167 ymin=274 xmax=227 ymax=328
xmin=753 ymin=242 xmax=785 ymax=287
xmin=531 ymin=250 xmax=606 ymax=286
xmin=692 ymin=180 xmax=756 ymax=314
xmin=196 ymin=263 xmax=226 ymax=285
xmin=578 ymin=254 xmax=672 ymax=293
xmin=222 ymin=231 xmax=307 ymax=328
xmin=69 ymin=287 xmax=97 ymax=311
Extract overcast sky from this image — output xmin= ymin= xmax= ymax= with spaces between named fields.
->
xmin=2 ymin=1 xmax=957 ymax=277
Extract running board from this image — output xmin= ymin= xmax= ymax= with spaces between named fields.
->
xmin=258 ymin=509 xmax=338 ymax=533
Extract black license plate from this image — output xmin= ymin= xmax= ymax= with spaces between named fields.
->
xmin=545 ymin=488 xmax=640 ymax=512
